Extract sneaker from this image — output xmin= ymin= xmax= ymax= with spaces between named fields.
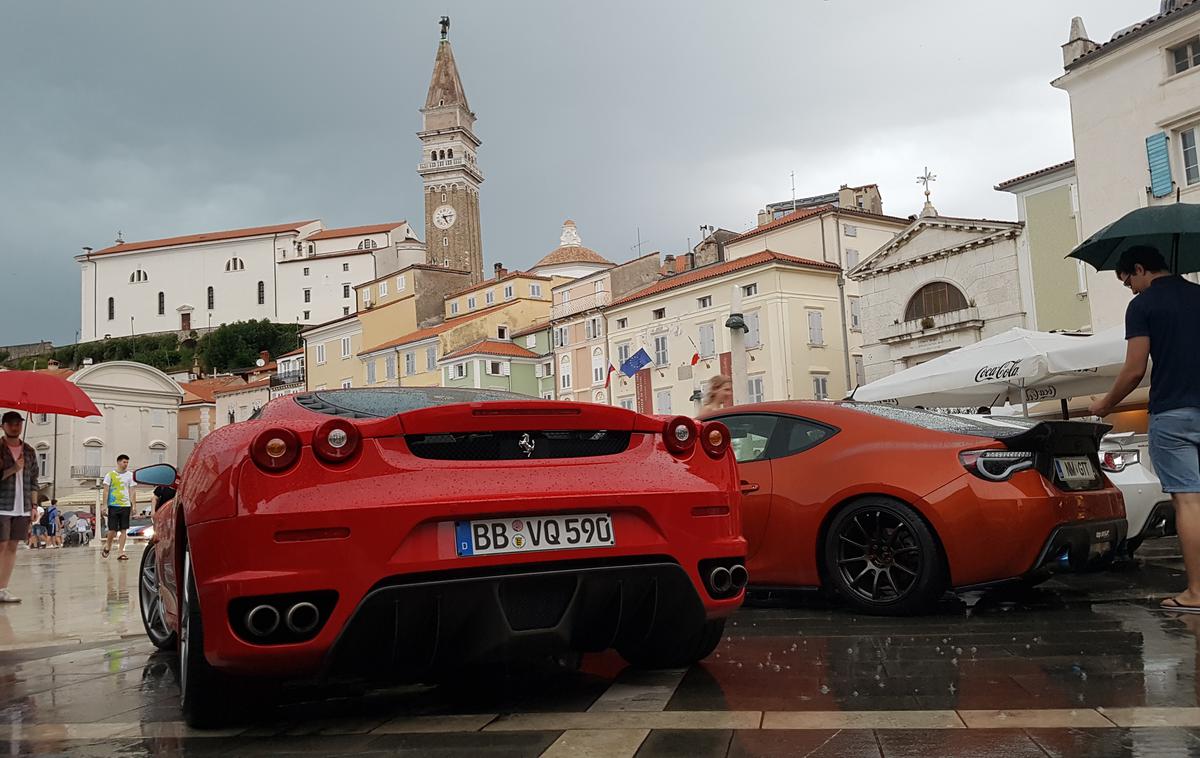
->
xmin=0 ymin=589 xmax=21 ymax=604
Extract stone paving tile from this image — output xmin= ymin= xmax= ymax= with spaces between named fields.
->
xmin=634 ymin=728 xmax=732 ymax=758
xmin=874 ymin=728 xmax=1048 ymax=758
xmin=365 ymin=730 xmax=561 ymax=757
xmin=762 ymin=710 xmax=964 ymax=730
xmin=1027 ymin=727 xmax=1200 ymax=757
xmin=727 ymin=729 xmax=883 ymax=758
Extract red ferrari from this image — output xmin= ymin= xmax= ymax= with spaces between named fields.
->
xmin=699 ymin=402 xmax=1126 ymax=616
xmin=135 ymin=387 xmax=744 ymax=726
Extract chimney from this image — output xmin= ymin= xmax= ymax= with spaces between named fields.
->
xmin=757 ymin=209 xmax=771 ymax=227
xmin=494 ymin=262 xmax=508 ymax=279
xmin=663 ymin=255 xmax=676 ymax=276
xmin=259 ymin=350 xmax=270 ymax=364
xmin=1062 ymin=17 xmax=1098 ymax=67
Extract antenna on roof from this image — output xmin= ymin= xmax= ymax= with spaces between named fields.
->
xmin=115 ymin=230 xmax=124 ymax=245
xmin=630 ymin=226 xmax=646 ymax=255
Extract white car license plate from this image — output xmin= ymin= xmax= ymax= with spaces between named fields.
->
xmin=455 ymin=513 xmax=614 ymax=557
xmin=1055 ymin=457 xmax=1096 ymax=482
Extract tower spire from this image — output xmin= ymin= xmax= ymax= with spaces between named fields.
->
xmin=425 ymin=18 xmax=470 ymax=112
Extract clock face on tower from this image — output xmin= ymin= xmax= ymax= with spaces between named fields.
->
xmin=433 ymin=205 xmax=458 ymax=230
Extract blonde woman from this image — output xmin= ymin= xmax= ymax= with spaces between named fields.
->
xmin=700 ymin=374 xmax=733 ymax=415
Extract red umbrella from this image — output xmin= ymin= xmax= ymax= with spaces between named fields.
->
xmin=0 ymin=370 xmax=100 ymax=418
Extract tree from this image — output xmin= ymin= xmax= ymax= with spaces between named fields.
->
xmin=197 ymin=320 xmax=300 ymax=372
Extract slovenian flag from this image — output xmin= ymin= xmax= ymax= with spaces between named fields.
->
xmin=604 ymin=363 xmax=616 ymax=388
xmin=619 ymin=348 xmax=652 ymax=377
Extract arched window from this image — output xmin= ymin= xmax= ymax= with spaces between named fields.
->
xmin=439 ymin=149 xmax=445 ymax=160
xmin=447 ymin=148 xmax=453 ymax=159
xmin=904 ymin=282 xmax=969 ymax=322
xmin=149 ymin=440 xmax=168 ymax=465
xmin=157 ymin=291 xmax=165 ymax=315
xmin=257 ymin=281 xmax=265 ymax=305
xmin=225 ymin=257 xmax=244 ymax=272
xmin=107 ymin=297 xmax=115 ymax=321
xmin=430 ymin=150 xmax=437 ymax=161
xmin=207 ymin=286 xmax=215 ymax=310
xmin=129 ymin=269 xmax=148 ymax=283
xmin=357 ymin=239 xmax=377 ymax=250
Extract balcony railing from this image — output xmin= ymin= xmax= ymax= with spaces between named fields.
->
xmin=418 ymin=157 xmax=467 ymax=171
xmin=70 ymin=465 xmax=103 ymax=479
xmin=880 ymin=307 xmax=983 ymax=343
xmin=551 ymin=291 xmax=611 ymax=321
xmin=270 ymin=371 xmax=305 ymax=387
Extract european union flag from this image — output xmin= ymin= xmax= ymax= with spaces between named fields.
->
xmin=620 ymin=348 xmax=652 ymax=377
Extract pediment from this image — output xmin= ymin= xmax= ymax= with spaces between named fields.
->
xmin=852 ymin=216 xmax=1021 ymax=278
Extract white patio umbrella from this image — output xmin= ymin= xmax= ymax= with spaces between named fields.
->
xmin=850 ymin=327 xmax=1141 ymax=412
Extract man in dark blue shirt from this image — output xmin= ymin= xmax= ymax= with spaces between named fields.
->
xmin=1091 ymin=245 xmax=1200 ymax=612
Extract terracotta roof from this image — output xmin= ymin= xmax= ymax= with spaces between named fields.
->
xmin=443 ymin=340 xmax=540 ymax=361
xmin=511 ymin=320 xmax=550 ymax=338
xmin=357 ymin=303 xmax=510 ymax=356
xmin=610 ymin=250 xmax=840 ymax=308
xmin=995 ymin=160 xmax=1076 ymax=191
xmin=279 ymin=347 xmax=304 ymax=358
xmin=533 ymin=245 xmax=614 ymax=269
xmin=87 ymin=221 xmax=318 ymax=257
xmin=444 ymin=270 xmax=550 ymax=300
xmin=213 ymin=378 xmax=270 ymax=396
xmin=31 ymin=368 xmax=75 ymax=379
xmin=1066 ymin=0 xmax=1200 ymax=70
xmin=731 ymin=205 xmax=909 ymax=246
xmin=305 ymin=222 xmax=406 ymax=241
xmin=180 ymin=376 xmax=244 ymax=404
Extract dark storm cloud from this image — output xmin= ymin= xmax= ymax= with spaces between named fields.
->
xmin=0 ymin=0 xmax=1142 ymax=344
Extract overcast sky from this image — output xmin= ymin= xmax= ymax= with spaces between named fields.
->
xmin=1 ymin=0 xmax=1146 ymax=345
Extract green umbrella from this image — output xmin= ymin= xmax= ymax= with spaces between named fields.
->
xmin=1067 ymin=203 xmax=1200 ymax=273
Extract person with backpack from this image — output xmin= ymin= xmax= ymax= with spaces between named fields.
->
xmin=43 ymin=499 xmax=60 ymax=549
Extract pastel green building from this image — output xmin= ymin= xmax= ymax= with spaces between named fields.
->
xmin=440 ymin=325 xmax=556 ymax=399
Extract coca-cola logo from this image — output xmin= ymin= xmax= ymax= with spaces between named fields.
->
xmin=975 ymin=360 xmax=1022 ymax=383
xmin=1026 ymin=386 xmax=1057 ymax=402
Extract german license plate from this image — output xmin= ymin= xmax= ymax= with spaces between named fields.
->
xmin=1054 ymin=457 xmax=1095 ymax=482
xmin=454 ymin=513 xmax=614 ymax=557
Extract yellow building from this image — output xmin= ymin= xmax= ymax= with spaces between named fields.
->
xmin=301 ymin=313 xmax=364 ymax=390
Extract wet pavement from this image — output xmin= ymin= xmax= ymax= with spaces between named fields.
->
xmin=4 ymin=541 xmax=1200 ymax=755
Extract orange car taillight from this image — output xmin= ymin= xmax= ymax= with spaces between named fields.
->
xmin=960 ymin=449 xmax=1035 ymax=481
xmin=700 ymin=421 xmax=731 ymax=459
xmin=250 ymin=428 xmax=301 ymax=472
xmin=663 ymin=416 xmax=698 ymax=455
xmin=312 ymin=419 xmax=361 ymax=464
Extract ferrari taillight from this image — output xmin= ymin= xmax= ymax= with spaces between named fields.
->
xmin=663 ymin=416 xmax=698 ymax=455
xmin=312 ymin=419 xmax=361 ymax=464
xmin=700 ymin=421 xmax=731 ymax=459
xmin=251 ymin=428 xmax=301 ymax=472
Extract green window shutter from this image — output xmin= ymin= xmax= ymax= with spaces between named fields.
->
xmin=1147 ymin=132 xmax=1174 ymax=197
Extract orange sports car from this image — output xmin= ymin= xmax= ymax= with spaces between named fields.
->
xmin=699 ymin=402 xmax=1126 ymax=615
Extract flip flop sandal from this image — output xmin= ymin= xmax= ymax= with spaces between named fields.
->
xmin=101 ymin=548 xmax=109 ymax=558
xmin=1159 ymin=598 xmax=1200 ymax=613
xmin=118 ymin=553 xmax=129 ymax=561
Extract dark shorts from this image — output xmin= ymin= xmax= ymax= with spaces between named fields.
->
xmin=107 ymin=507 xmax=131 ymax=533
xmin=0 ymin=515 xmax=31 ymax=542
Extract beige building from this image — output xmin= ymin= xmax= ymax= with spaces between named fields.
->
xmin=996 ymin=160 xmax=1092 ymax=332
xmin=214 ymin=379 xmax=270 ymax=428
xmin=302 ymin=314 xmax=364 ymax=390
xmin=443 ymin=266 xmax=558 ymax=320
xmin=724 ymin=204 xmax=909 ymax=389
xmin=1053 ymin=2 xmax=1200 ymax=330
xmin=605 ymin=251 xmax=848 ymax=415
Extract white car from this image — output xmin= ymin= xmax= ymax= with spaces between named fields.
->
xmin=1100 ymin=432 xmax=1174 ymax=555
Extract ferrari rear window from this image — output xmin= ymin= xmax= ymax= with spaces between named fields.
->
xmin=840 ymin=403 xmax=1034 ymax=439
xmin=295 ymin=388 xmax=533 ymax=419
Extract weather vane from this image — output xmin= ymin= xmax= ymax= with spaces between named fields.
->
xmin=916 ymin=167 xmax=937 ymax=202
xmin=440 ymin=16 xmax=450 ymax=40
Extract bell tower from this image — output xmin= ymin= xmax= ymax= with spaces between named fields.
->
xmin=419 ymin=16 xmax=484 ymax=284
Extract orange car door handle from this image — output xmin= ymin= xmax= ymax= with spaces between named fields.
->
xmin=740 ymin=481 xmax=760 ymax=493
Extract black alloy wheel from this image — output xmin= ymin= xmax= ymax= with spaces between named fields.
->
xmin=824 ymin=497 xmax=945 ymax=615
xmin=139 ymin=543 xmax=176 ymax=651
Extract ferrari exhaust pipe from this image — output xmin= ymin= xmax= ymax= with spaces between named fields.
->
xmin=729 ymin=564 xmax=749 ymax=590
xmin=285 ymin=602 xmax=321 ymax=635
xmin=245 ymin=604 xmax=281 ymax=637
xmin=709 ymin=566 xmax=732 ymax=594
